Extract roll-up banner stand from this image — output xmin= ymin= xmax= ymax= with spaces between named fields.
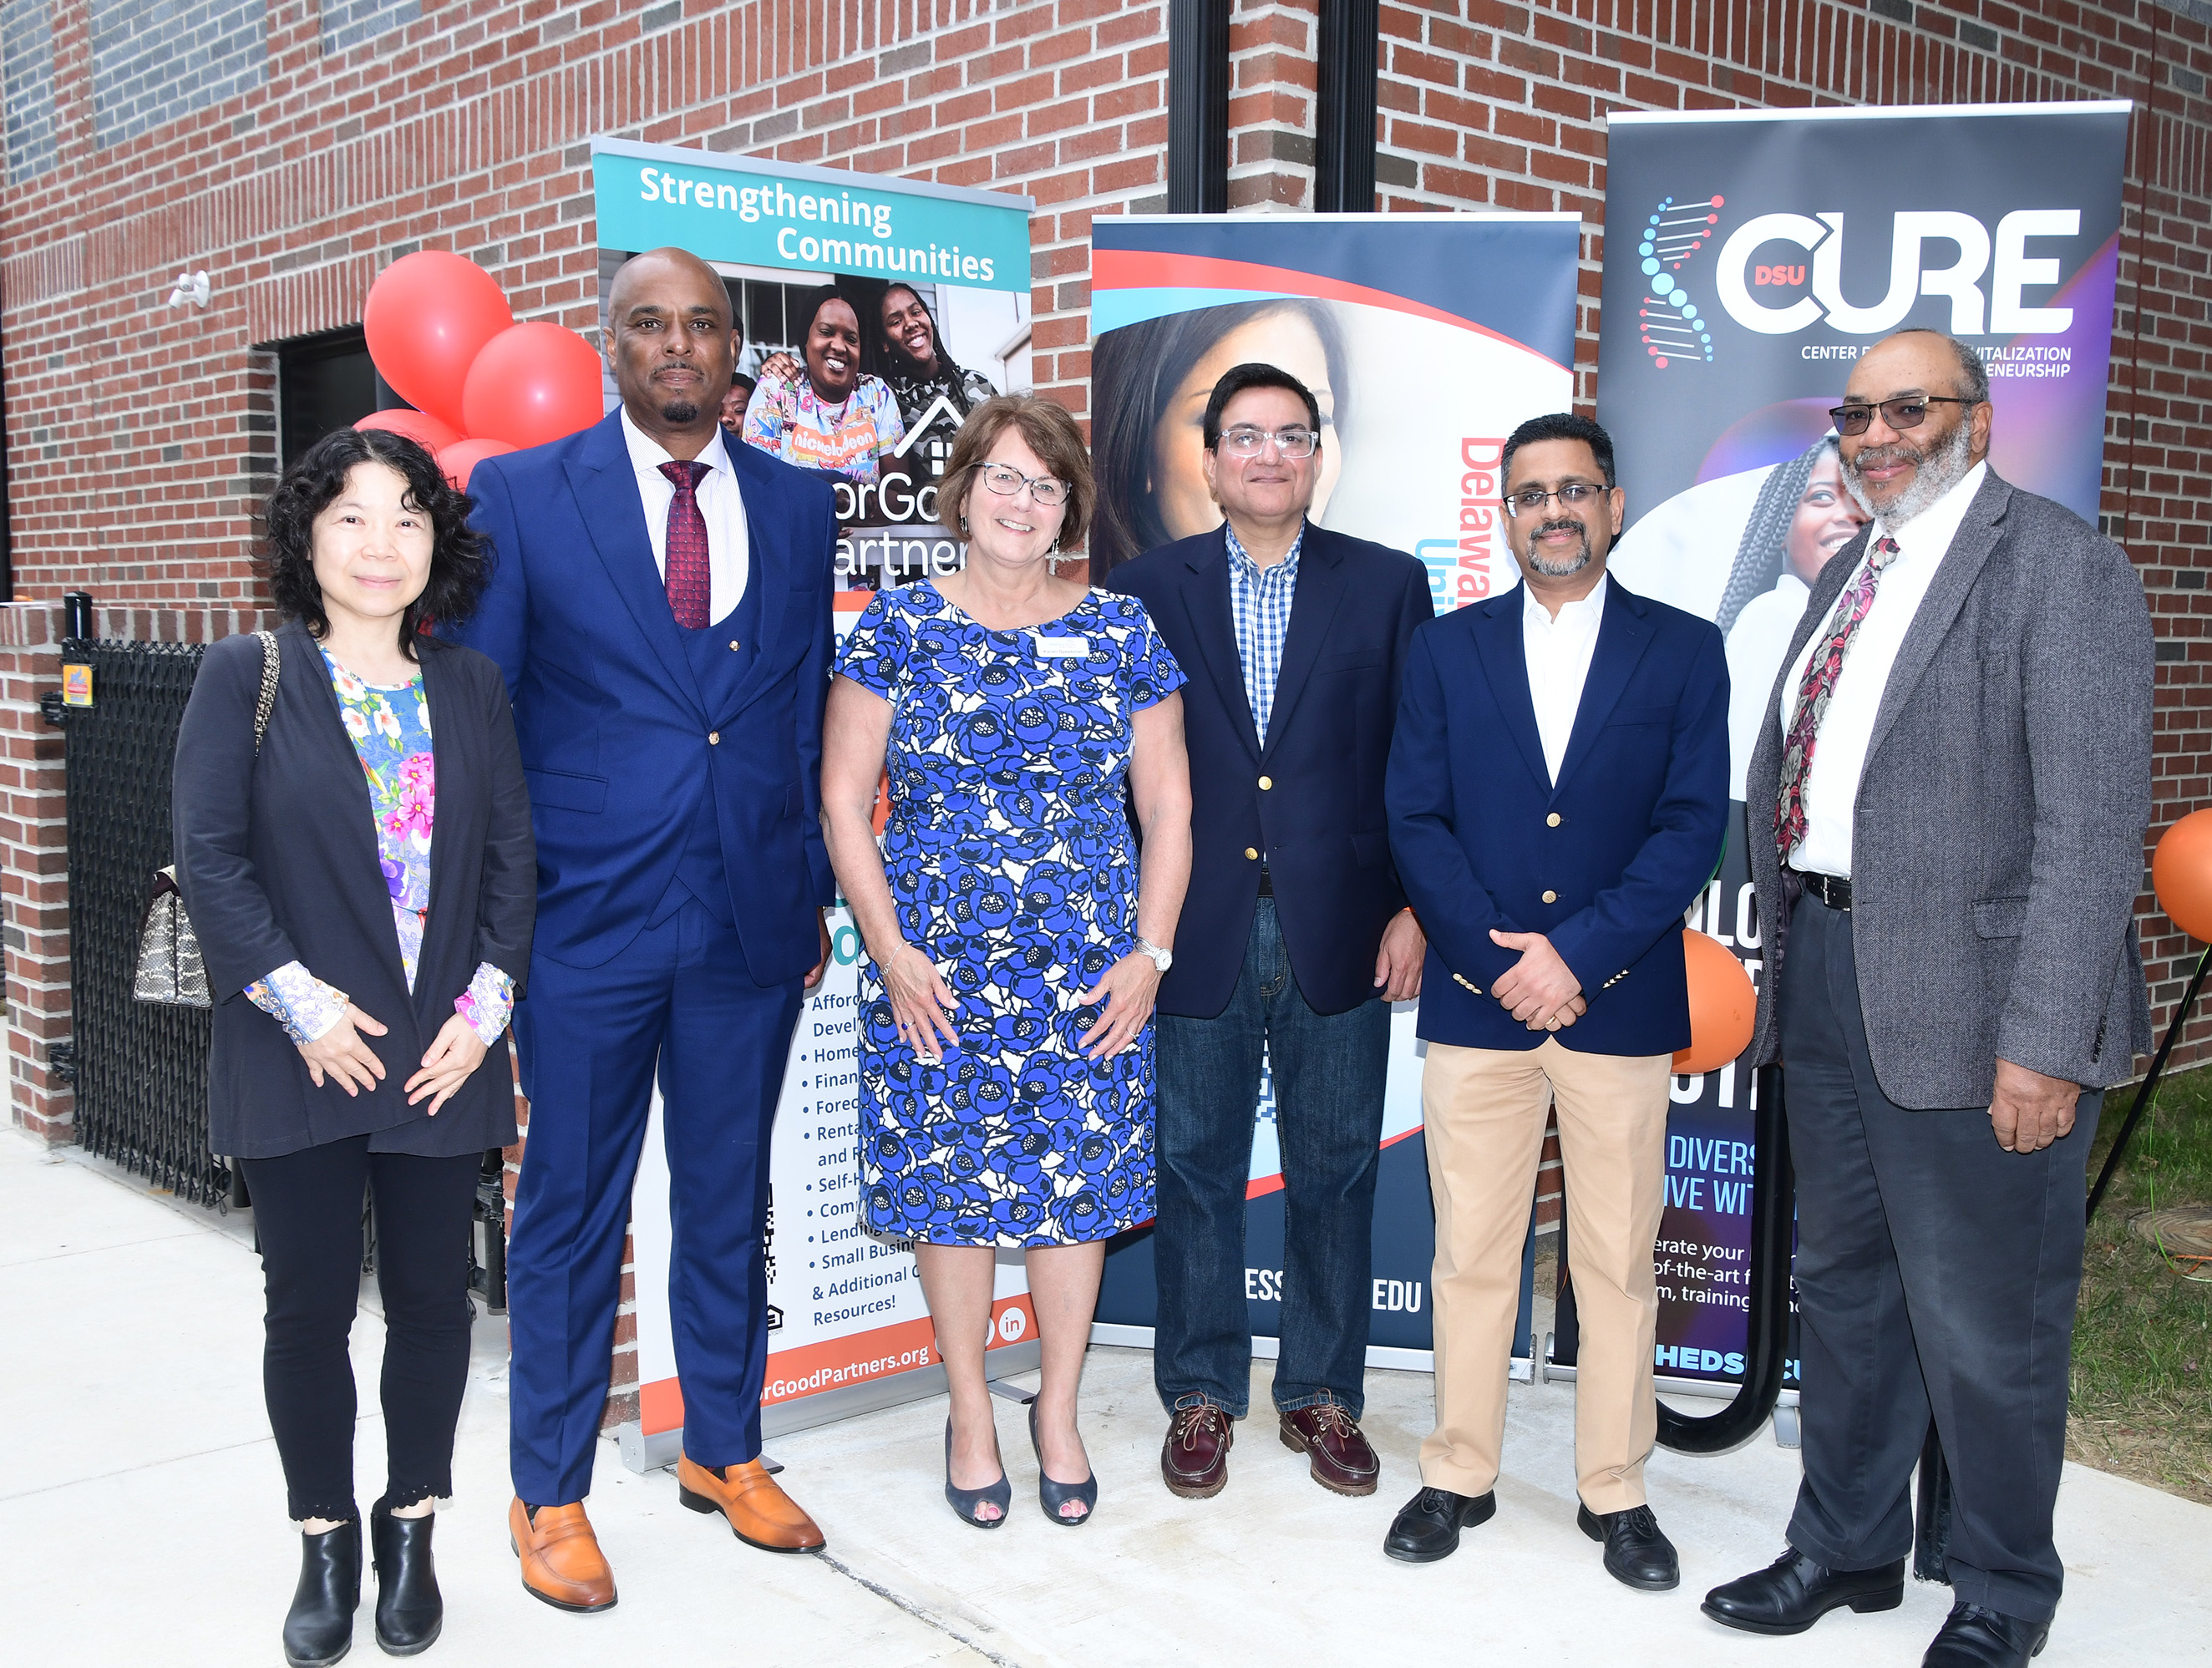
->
xmin=1083 ymin=214 xmax=1584 ymax=1373
xmin=1591 ymin=102 xmax=2131 ymax=1404
xmin=589 ymin=139 xmax=1042 ymax=1468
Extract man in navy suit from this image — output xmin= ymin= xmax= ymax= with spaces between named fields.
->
xmin=458 ymin=248 xmax=837 ymax=1611
xmin=1109 ymin=364 xmax=1433 ymax=1503
xmin=1383 ymin=413 xmax=1727 ymax=1590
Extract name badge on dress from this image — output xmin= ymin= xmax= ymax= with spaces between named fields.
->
xmin=1034 ymin=635 xmax=1088 ymax=658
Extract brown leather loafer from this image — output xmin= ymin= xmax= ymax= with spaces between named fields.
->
xmin=676 ymin=1454 xmax=826 ymax=1553
xmin=1280 ymin=1401 xmax=1380 ymax=1496
xmin=509 ymin=1497 xmax=616 ymax=1614
xmin=1161 ymin=1402 xmax=1234 ymax=1499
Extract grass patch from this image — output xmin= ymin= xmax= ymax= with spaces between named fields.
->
xmin=2069 ymin=1064 xmax=2212 ymax=1504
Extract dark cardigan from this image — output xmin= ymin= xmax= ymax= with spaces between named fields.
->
xmin=173 ymin=619 xmax=535 ymax=1159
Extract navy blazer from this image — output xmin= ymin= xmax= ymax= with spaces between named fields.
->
xmin=175 ymin=621 xmax=535 ymax=1159
xmin=454 ymin=411 xmax=839 ymax=979
xmin=1388 ymin=577 xmax=1729 ymax=1055
xmin=1109 ymin=522 xmax=1434 ymax=1017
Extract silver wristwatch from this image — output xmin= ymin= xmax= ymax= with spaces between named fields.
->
xmin=1134 ymin=937 xmax=1174 ymax=973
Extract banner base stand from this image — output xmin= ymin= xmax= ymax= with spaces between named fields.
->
xmin=614 ymin=1339 xmax=1046 ymax=1474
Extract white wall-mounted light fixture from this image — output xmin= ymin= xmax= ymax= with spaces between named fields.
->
xmin=165 ymin=270 xmax=211 ymax=309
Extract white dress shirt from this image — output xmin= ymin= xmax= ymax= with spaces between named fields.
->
xmin=1523 ymin=573 xmax=1608 ymax=785
xmin=621 ymin=407 xmax=751 ymax=625
xmin=1778 ymin=460 xmax=1987 ymax=876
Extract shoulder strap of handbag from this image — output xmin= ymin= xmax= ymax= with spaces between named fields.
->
xmin=251 ymin=629 xmax=280 ymax=754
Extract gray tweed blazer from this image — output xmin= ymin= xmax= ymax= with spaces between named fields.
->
xmin=1745 ymin=467 xmax=2154 ymax=1108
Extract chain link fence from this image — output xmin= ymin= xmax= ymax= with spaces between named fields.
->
xmin=59 ymin=639 xmax=232 ymax=1208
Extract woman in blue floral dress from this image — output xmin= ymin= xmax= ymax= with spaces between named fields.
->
xmin=824 ymin=396 xmax=1192 ymax=1529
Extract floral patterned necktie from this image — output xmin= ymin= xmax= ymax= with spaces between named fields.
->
xmin=658 ymin=459 xmax=712 ymax=629
xmin=1773 ymin=535 xmax=1900 ymax=864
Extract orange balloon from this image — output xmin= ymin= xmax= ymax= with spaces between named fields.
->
xmin=363 ymin=251 xmax=515 ymax=433
xmin=2153 ymin=808 xmax=2212 ymax=941
xmin=435 ymin=438 xmax=518 ymax=492
xmin=1674 ymin=929 xmax=1755 ymax=1075
xmin=355 ymin=407 xmax=462 ymax=455
xmin=460 ymin=322 xmax=607 ymax=449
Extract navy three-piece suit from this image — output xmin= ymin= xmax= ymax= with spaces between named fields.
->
xmin=457 ymin=409 xmax=837 ymax=1505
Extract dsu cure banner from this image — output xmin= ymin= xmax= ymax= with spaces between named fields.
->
xmin=1596 ymin=101 xmax=2130 ymax=1392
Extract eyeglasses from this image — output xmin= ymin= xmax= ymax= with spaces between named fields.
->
xmin=1218 ymin=424 xmax=1319 ymax=459
xmin=973 ymin=461 xmax=1071 ymax=506
xmin=1504 ymin=482 xmax=1607 ymax=516
xmin=1827 ymin=396 xmax=1976 ymax=437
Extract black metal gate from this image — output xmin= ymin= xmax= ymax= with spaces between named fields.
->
xmin=58 ymin=639 xmax=231 ymax=1207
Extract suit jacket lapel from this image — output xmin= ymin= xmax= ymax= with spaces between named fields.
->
xmin=724 ymin=450 xmax=798 ymax=712
xmin=1185 ymin=529 xmax=1260 ymax=759
xmin=1863 ymin=471 xmax=2010 ymax=768
xmin=1260 ymin=525 xmax=1348 ymax=755
xmin=1552 ymin=581 xmax=1656 ymax=794
xmin=417 ymin=643 xmax=456 ymax=1017
xmin=1471 ymin=593 xmax=1550 ymax=791
xmin=563 ymin=413 xmax=704 ymax=717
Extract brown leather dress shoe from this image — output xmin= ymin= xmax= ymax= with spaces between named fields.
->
xmin=676 ymin=1455 xmax=826 ymax=1553
xmin=1161 ymin=1402 xmax=1234 ymax=1499
xmin=509 ymin=1498 xmax=616 ymax=1614
xmin=1280 ymin=1401 xmax=1381 ymax=1496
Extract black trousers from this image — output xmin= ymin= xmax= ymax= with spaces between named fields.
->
xmin=239 ymin=1136 xmax=481 ymax=1523
xmin=1778 ymin=895 xmax=2098 ymax=1624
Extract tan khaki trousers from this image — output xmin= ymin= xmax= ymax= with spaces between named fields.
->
xmin=1418 ymin=1038 xmax=1671 ymax=1513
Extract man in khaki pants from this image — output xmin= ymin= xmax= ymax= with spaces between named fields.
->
xmin=1383 ymin=413 xmax=1728 ymax=1589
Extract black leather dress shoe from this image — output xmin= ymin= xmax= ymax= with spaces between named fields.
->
xmin=1922 ymin=1604 xmax=2049 ymax=1666
xmin=1702 ymin=1547 xmax=1906 ymax=1635
xmin=283 ymin=1519 xmax=362 ymax=1668
xmin=370 ymin=1507 xmax=443 ymax=1655
xmin=1382 ymin=1485 xmax=1496 ymax=1563
xmin=1577 ymin=1503 xmax=1679 ymax=1591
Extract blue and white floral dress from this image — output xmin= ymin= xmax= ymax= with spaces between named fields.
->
xmin=835 ymin=581 xmax=1186 ymax=1247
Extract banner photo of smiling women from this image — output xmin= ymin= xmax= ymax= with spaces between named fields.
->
xmin=1594 ymin=103 xmax=2130 ymax=1402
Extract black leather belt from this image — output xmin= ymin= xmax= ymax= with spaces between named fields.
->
xmin=1789 ymin=866 xmax=1852 ymax=910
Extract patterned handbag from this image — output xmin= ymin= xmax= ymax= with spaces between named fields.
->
xmin=134 ymin=631 xmax=280 ymax=1007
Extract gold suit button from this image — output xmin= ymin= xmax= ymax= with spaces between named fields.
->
xmin=1245 ymin=846 xmax=1259 ymax=860
xmin=709 ymin=732 xmax=721 ymax=745
xmin=1546 ymin=812 xmax=1561 ymax=827
xmin=729 ymin=640 xmax=742 ymax=651
xmin=1541 ymin=890 xmax=1557 ymax=904
xmin=1258 ymin=775 xmax=1273 ymax=790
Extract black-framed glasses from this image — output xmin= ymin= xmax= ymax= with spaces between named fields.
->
xmin=1504 ymin=482 xmax=1607 ymax=516
xmin=972 ymin=461 xmax=1072 ymax=506
xmin=1219 ymin=424 xmax=1319 ymax=459
xmin=1828 ymin=396 xmax=1976 ymax=437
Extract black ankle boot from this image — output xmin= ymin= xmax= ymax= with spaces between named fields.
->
xmin=284 ymin=1518 xmax=361 ymax=1668
xmin=371 ymin=1506 xmax=444 ymax=1655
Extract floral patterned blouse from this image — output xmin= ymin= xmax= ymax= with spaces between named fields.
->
xmin=244 ymin=649 xmax=514 ymax=1048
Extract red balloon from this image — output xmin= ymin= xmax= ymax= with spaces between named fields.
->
xmin=363 ymin=251 xmax=515 ymax=433
xmin=435 ymin=438 xmax=518 ymax=493
xmin=1674 ymin=929 xmax=1756 ymax=1075
xmin=460 ymin=322 xmax=606 ymax=450
xmin=2153 ymin=808 xmax=2212 ymax=942
xmin=354 ymin=408 xmax=461 ymax=455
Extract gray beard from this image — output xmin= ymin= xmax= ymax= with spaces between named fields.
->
xmin=1523 ymin=521 xmax=1594 ymax=578
xmin=1842 ymin=416 xmax=1974 ymax=529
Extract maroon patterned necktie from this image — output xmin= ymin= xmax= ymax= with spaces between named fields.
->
xmin=1773 ymin=535 xmax=1900 ymax=864
xmin=658 ymin=459 xmax=712 ymax=630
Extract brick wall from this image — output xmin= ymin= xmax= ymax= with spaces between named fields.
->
xmin=0 ymin=0 xmax=2204 ymax=1345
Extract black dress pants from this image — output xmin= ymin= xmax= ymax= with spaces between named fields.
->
xmin=238 ymin=1136 xmax=481 ymax=1523
xmin=1778 ymin=895 xmax=2098 ymax=1624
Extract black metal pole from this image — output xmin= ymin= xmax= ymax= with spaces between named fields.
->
xmin=2086 ymin=944 xmax=2210 ymax=1223
xmin=1314 ymin=0 xmax=1378 ymax=213
xmin=1167 ymin=0 xmax=1230 ymax=214
xmin=1656 ymin=1063 xmax=1794 ymax=1453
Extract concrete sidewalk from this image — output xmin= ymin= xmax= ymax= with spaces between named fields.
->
xmin=4 ymin=1128 xmax=2206 ymax=1668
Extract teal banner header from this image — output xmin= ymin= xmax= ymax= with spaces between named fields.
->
xmin=591 ymin=137 xmax=1032 ymax=292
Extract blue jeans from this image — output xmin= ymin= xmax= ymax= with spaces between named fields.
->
xmin=1152 ymin=899 xmax=1391 ymax=1418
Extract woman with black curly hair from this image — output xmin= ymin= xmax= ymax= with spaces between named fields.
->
xmin=173 ymin=424 xmax=534 ymax=1667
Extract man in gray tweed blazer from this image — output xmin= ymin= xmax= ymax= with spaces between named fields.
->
xmin=1699 ymin=329 xmax=2153 ymax=1668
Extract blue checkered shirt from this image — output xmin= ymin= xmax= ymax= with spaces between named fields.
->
xmin=1225 ymin=519 xmax=1304 ymax=744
